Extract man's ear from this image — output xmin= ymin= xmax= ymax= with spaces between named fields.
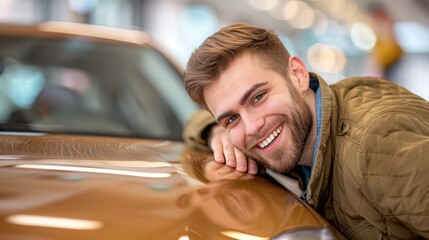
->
xmin=288 ymin=56 xmax=310 ymax=93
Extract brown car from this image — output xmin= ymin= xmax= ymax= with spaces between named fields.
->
xmin=0 ymin=22 xmax=345 ymax=239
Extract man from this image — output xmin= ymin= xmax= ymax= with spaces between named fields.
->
xmin=182 ymin=23 xmax=429 ymax=239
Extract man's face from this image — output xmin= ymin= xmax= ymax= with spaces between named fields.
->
xmin=204 ymin=53 xmax=312 ymax=173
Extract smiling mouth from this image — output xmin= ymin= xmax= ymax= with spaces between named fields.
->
xmin=258 ymin=126 xmax=283 ymax=149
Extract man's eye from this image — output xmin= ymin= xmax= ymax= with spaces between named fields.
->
xmin=253 ymin=92 xmax=266 ymax=103
xmin=226 ymin=114 xmax=238 ymax=126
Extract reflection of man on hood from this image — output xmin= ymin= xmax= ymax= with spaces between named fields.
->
xmin=176 ymin=177 xmax=340 ymax=239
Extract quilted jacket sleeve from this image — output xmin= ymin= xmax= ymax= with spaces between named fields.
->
xmin=361 ymin=108 xmax=429 ymax=238
xmin=182 ymin=109 xmax=216 ymax=151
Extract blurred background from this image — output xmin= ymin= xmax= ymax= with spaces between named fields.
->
xmin=1 ymin=0 xmax=428 ymax=100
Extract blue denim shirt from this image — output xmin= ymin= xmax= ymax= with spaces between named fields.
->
xmin=300 ymin=76 xmax=322 ymax=200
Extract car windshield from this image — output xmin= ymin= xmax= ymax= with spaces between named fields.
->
xmin=0 ymin=36 xmax=199 ymax=140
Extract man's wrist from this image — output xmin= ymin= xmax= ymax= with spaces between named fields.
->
xmin=201 ymin=123 xmax=217 ymax=147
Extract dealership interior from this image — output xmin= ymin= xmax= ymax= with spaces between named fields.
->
xmin=1 ymin=0 xmax=429 ymax=100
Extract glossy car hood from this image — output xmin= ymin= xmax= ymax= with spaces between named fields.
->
xmin=0 ymin=133 xmax=331 ymax=240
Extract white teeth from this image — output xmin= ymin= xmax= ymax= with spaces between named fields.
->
xmin=258 ymin=126 xmax=283 ymax=149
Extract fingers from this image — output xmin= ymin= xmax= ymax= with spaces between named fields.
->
xmin=211 ymin=140 xmax=226 ymax=163
xmin=234 ymin=148 xmax=248 ymax=172
xmin=247 ymin=158 xmax=259 ymax=175
xmin=213 ymin=134 xmax=237 ymax=168
xmin=220 ymin=146 xmax=260 ymax=176
xmin=209 ymin=125 xmax=226 ymax=164
xmin=223 ymin=142 xmax=237 ymax=168
xmin=211 ymin=133 xmax=235 ymax=166
xmin=209 ymin=126 xmax=235 ymax=166
xmin=208 ymin=125 xmax=261 ymax=175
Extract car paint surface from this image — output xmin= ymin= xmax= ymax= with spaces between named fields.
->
xmin=0 ymin=133 xmax=343 ymax=240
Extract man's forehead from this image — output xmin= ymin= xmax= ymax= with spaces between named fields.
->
xmin=203 ymin=80 xmax=240 ymax=118
xmin=202 ymin=52 xmax=281 ymax=117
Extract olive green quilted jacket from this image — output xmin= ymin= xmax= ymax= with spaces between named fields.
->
xmin=183 ymin=73 xmax=429 ymax=239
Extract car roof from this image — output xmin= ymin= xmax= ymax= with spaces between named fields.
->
xmin=0 ymin=21 xmax=151 ymax=46
xmin=0 ymin=21 xmax=182 ymax=71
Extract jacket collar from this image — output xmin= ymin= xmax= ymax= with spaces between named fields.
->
xmin=305 ymin=72 xmax=336 ymax=208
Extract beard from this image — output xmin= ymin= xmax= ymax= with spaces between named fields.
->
xmin=243 ymin=91 xmax=313 ymax=174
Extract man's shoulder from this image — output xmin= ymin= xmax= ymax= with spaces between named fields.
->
xmin=328 ymin=75 xmax=429 ymax=142
xmin=330 ymin=76 xmax=392 ymax=89
xmin=329 ymin=76 xmax=423 ymax=106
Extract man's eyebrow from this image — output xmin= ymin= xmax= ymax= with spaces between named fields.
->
xmin=215 ymin=82 xmax=268 ymax=124
xmin=239 ymin=82 xmax=268 ymax=105
xmin=216 ymin=111 xmax=234 ymax=125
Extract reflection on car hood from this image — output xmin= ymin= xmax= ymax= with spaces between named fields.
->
xmin=0 ymin=133 xmax=331 ymax=240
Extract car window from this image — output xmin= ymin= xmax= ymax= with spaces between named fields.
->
xmin=139 ymin=48 xmax=197 ymax=126
xmin=0 ymin=36 xmax=199 ymax=140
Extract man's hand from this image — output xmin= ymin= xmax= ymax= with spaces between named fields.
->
xmin=208 ymin=125 xmax=263 ymax=175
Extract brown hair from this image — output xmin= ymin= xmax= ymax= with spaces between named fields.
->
xmin=184 ymin=23 xmax=291 ymax=108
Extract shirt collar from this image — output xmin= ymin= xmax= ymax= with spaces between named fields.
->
xmin=300 ymin=75 xmax=322 ymax=199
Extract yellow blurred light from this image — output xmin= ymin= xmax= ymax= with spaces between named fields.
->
xmin=178 ymin=235 xmax=190 ymax=240
xmin=6 ymin=214 xmax=103 ymax=230
xmin=14 ymin=164 xmax=172 ymax=178
xmin=248 ymin=0 xmax=279 ymax=11
xmin=328 ymin=0 xmax=346 ymax=14
xmin=282 ymin=1 xmax=298 ymax=20
xmin=283 ymin=1 xmax=315 ymax=29
xmin=307 ymin=43 xmax=346 ymax=73
xmin=350 ymin=22 xmax=377 ymax=51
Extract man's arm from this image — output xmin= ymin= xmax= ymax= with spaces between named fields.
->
xmin=363 ymin=113 xmax=429 ymax=238
xmin=182 ymin=109 xmax=216 ymax=151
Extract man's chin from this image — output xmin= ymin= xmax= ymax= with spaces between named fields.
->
xmin=271 ymin=162 xmax=297 ymax=174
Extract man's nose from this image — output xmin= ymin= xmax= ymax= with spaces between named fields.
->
xmin=242 ymin=112 xmax=264 ymax=136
